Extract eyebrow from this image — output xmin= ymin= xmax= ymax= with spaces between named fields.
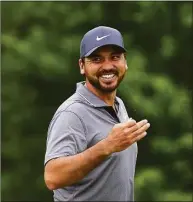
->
xmin=87 ymin=54 xmax=101 ymax=58
xmin=88 ymin=52 xmax=122 ymax=58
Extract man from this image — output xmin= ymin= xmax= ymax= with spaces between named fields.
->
xmin=44 ymin=26 xmax=150 ymax=201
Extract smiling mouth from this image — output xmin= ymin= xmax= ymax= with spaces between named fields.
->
xmin=100 ymin=74 xmax=115 ymax=79
xmin=99 ymin=74 xmax=117 ymax=83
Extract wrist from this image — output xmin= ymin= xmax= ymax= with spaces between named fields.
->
xmin=99 ymin=138 xmax=113 ymax=156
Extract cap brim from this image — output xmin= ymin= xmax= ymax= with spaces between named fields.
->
xmin=84 ymin=44 xmax=127 ymax=57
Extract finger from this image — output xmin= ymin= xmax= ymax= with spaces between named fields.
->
xmin=124 ymin=119 xmax=148 ymax=134
xmin=136 ymin=119 xmax=148 ymax=129
xmin=131 ymin=123 xmax=150 ymax=138
xmin=120 ymin=119 xmax=136 ymax=129
xmin=134 ymin=131 xmax=147 ymax=142
xmin=123 ymin=124 xmax=140 ymax=134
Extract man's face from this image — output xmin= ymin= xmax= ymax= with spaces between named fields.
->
xmin=80 ymin=45 xmax=127 ymax=93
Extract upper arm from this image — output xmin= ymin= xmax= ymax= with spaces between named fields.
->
xmin=44 ymin=110 xmax=87 ymax=166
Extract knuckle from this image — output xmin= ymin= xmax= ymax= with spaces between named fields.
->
xmin=135 ymin=124 xmax=140 ymax=130
xmin=127 ymin=139 xmax=132 ymax=145
xmin=124 ymin=128 xmax=131 ymax=135
xmin=134 ymin=129 xmax=140 ymax=135
xmin=132 ymin=131 xmax=137 ymax=136
xmin=130 ymin=125 xmax=138 ymax=133
xmin=138 ymin=128 xmax=143 ymax=134
xmin=123 ymin=128 xmax=128 ymax=134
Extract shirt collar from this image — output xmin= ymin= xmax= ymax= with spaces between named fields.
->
xmin=76 ymin=81 xmax=120 ymax=108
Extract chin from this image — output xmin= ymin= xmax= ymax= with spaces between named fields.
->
xmin=87 ymin=77 xmax=121 ymax=93
xmin=100 ymin=83 xmax=118 ymax=93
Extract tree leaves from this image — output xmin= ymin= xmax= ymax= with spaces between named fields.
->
xmin=2 ymin=1 xmax=192 ymax=201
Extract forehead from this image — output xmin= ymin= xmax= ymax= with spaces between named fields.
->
xmin=91 ymin=45 xmax=125 ymax=56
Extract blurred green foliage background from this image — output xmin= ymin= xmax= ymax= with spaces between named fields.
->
xmin=1 ymin=1 xmax=192 ymax=201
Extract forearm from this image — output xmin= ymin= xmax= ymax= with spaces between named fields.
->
xmin=44 ymin=139 xmax=111 ymax=190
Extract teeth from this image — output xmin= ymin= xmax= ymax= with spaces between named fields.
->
xmin=101 ymin=74 xmax=114 ymax=79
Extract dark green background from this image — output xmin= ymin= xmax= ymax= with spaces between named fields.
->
xmin=2 ymin=2 xmax=192 ymax=201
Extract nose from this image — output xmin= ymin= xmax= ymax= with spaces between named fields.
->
xmin=102 ymin=59 xmax=115 ymax=70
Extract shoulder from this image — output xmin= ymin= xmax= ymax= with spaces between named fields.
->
xmin=48 ymin=103 xmax=88 ymax=137
xmin=49 ymin=93 xmax=90 ymax=128
xmin=56 ymin=96 xmax=89 ymax=119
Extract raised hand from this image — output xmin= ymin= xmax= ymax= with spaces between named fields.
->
xmin=104 ymin=119 xmax=150 ymax=154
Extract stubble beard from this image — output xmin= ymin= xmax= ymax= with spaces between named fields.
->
xmin=86 ymin=73 xmax=126 ymax=93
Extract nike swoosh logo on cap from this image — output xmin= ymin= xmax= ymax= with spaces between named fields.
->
xmin=96 ymin=34 xmax=110 ymax=41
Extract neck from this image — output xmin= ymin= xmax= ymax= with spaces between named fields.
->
xmin=85 ymin=81 xmax=116 ymax=106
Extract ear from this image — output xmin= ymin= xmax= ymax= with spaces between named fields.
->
xmin=79 ymin=59 xmax=85 ymax=75
xmin=125 ymin=59 xmax=128 ymax=70
xmin=124 ymin=54 xmax=128 ymax=70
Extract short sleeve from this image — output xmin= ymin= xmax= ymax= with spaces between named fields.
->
xmin=44 ymin=111 xmax=87 ymax=165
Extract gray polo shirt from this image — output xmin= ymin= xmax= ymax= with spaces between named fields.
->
xmin=45 ymin=82 xmax=138 ymax=201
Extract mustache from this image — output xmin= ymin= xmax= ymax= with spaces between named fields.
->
xmin=97 ymin=68 xmax=118 ymax=77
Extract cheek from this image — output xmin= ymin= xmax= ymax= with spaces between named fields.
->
xmin=118 ymin=62 xmax=127 ymax=73
xmin=85 ymin=66 xmax=99 ymax=76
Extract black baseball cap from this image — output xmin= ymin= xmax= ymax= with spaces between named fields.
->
xmin=80 ymin=26 xmax=126 ymax=58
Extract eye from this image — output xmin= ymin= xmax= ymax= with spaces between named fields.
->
xmin=90 ymin=57 xmax=102 ymax=63
xmin=112 ymin=54 xmax=121 ymax=61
